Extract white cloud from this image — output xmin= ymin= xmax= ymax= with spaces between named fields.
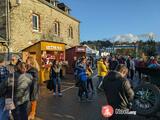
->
xmin=112 ymin=33 xmax=139 ymax=43
xmin=112 ymin=32 xmax=159 ymax=42
xmin=137 ymin=32 xmax=158 ymax=40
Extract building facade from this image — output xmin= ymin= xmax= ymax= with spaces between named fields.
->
xmin=0 ymin=0 xmax=80 ymax=52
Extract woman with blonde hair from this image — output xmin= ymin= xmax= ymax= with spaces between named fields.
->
xmin=26 ymin=56 xmax=39 ymax=120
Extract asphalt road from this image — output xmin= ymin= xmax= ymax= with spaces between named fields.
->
xmin=36 ymin=73 xmax=160 ymax=120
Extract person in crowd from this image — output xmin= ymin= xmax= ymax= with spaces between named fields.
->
xmin=12 ymin=62 xmax=32 ymax=120
xmin=97 ymin=57 xmax=108 ymax=88
xmin=148 ymin=58 xmax=160 ymax=69
xmin=137 ymin=58 xmax=146 ymax=80
xmin=146 ymin=56 xmax=154 ymax=66
xmin=102 ymin=64 xmax=134 ymax=120
xmin=89 ymin=56 xmax=94 ymax=68
xmin=72 ymin=56 xmax=78 ymax=70
xmin=9 ymin=55 xmax=20 ymax=71
xmin=11 ymin=55 xmax=18 ymax=66
xmin=59 ymin=59 xmax=64 ymax=79
xmin=86 ymin=62 xmax=94 ymax=93
xmin=73 ymin=57 xmax=81 ymax=86
xmin=72 ymin=57 xmax=78 ymax=75
xmin=77 ymin=57 xmax=89 ymax=101
xmin=103 ymin=57 xmax=110 ymax=73
xmin=109 ymin=56 xmax=119 ymax=70
xmin=129 ymin=57 xmax=135 ymax=81
xmin=26 ymin=56 xmax=40 ymax=120
xmin=117 ymin=55 xmax=123 ymax=64
xmin=0 ymin=55 xmax=9 ymax=120
xmin=50 ymin=60 xmax=62 ymax=96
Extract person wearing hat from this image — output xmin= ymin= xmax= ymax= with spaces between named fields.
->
xmin=0 ymin=54 xmax=9 ymax=120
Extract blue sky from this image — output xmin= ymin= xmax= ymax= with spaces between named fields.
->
xmin=61 ymin=0 xmax=160 ymax=41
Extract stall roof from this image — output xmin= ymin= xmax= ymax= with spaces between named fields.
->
xmin=22 ymin=40 xmax=67 ymax=51
xmin=66 ymin=45 xmax=86 ymax=50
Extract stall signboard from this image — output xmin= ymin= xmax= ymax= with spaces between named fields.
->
xmin=76 ymin=47 xmax=86 ymax=52
xmin=41 ymin=42 xmax=65 ymax=51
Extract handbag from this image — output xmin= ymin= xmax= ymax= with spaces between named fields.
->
xmin=46 ymin=79 xmax=54 ymax=91
xmin=4 ymin=72 xmax=15 ymax=111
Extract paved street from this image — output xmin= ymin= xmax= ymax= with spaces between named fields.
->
xmin=36 ymin=73 xmax=107 ymax=120
xmin=36 ymin=73 xmax=160 ymax=120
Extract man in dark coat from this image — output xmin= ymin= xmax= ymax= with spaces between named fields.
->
xmin=102 ymin=64 xmax=134 ymax=120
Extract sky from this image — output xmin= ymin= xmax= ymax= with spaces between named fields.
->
xmin=61 ymin=0 xmax=160 ymax=41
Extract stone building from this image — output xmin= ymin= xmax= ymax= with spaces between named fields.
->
xmin=0 ymin=0 xmax=80 ymax=52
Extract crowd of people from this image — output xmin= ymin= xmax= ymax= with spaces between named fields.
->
xmin=1 ymin=52 xmax=159 ymax=120
xmin=73 ymin=54 xmax=160 ymax=119
xmin=72 ymin=55 xmax=135 ymax=119
xmin=0 ymin=54 xmax=66 ymax=120
xmin=0 ymin=55 xmax=39 ymax=120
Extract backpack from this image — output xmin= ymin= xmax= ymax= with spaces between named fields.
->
xmin=77 ymin=66 xmax=87 ymax=81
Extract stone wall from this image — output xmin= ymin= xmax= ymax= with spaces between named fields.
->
xmin=9 ymin=0 xmax=80 ymax=52
xmin=0 ymin=0 xmax=6 ymax=40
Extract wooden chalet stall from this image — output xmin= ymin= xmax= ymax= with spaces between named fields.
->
xmin=22 ymin=40 xmax=66 ymax=83
xmin=66 ymin=46 xmax=86 ymax=74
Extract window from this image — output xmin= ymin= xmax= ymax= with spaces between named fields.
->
xmin=68 ymin=27 xmax=73 ymax=39
xmin=54 ymin=22 xmax=60 ymax=36
xmin=32 ymin=14 xmax=40 ymax=31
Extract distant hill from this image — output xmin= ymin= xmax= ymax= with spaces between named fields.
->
xmin=81 ymin=39 xmax=159 ymax=56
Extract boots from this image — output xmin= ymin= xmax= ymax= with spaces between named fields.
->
xmin=28 ymin=101 xmax=37 ymax=120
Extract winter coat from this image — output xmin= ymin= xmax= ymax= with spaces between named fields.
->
xmin=102 ymin=71 xmax=134 ymax=109
xmin=130 ymin=60 xmax=135 ymax=70
xmin=27 ymin=67 xmax=39 ymax=101
xmin=76 ymin=65 xmax=87 ymax=82
xmin=50 ymin=66 xmax=60 ymax=79
xmin=14 ymin=71 xmax=32 ymax=106
xmin=97 ymin=60 xmax=108 ymax=77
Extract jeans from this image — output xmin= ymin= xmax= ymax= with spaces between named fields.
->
xmin=12 ymin=101 xmax=28 ymax=120
xmin=53 ymin=77 xmax=61 ymax=93
xmin=97 ymin=76 xmax=104 ymax=88
xmin=78 ymin=81 xmax=88 ymax=99
xmin=0 ymin=98 xmax=9 ymax=120
xmin=87 ymin=78 xmax=94 ymax=91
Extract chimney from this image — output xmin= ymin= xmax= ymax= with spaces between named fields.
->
xmin=57 ymin=3 xmax=71 ymax=14
xmin=50 ymin=0 xmax=59 ymax=6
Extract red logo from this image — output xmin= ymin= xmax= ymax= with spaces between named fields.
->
xmin=101 ymin=105 xmax=114 ymax=118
